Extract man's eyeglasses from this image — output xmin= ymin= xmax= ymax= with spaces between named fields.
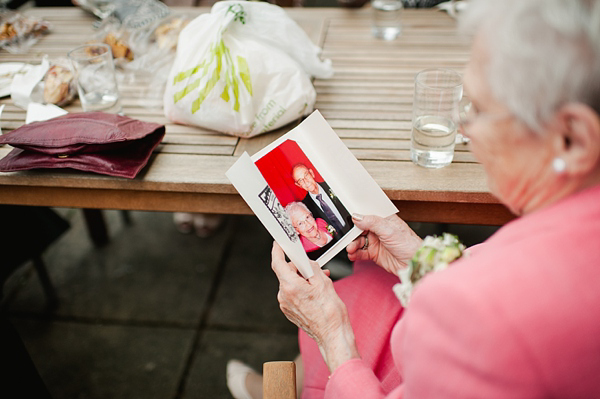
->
xmin=294 ymin=170 xmax=311 ymax=186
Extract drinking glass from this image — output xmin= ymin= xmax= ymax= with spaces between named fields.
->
xmin=371 ymin=0 xmax=403 ymax=40
xmin=410 ymin=68 xmax=463 ymax=168
xmin=72 ymin=0 xmax=117 ymax=19
xmin=68 ymin=43 xmax=122 ymax=113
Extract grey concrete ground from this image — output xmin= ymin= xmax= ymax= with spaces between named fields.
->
xmin=4 ymin=210 xmax=298 ymax=399
xmin=3 ymin=209 xmax=498 ymax=398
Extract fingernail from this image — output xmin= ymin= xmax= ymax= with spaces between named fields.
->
xmin=352 ymin=213 xmax=363 ymax=221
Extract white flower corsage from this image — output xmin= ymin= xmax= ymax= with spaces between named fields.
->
xmin=326 ymin=224 xmax=336 ymax=235
xmin=393 ymin=233 xmax=466 ymax=307
xmin=328 ymin=189 xmax=336 ymax=201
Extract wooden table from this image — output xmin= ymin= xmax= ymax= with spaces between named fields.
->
xmin=0 ymin=6 xmax=514 ymax=226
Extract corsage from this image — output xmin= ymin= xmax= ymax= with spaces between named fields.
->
xmin=326 ymin=224 xmax=336 ymax=235
xmin=393 ymin=233 xmax=466 ymax=306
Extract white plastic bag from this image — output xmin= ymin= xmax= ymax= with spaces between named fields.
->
xmin=163 ymin=1 xmax=333 ymax=137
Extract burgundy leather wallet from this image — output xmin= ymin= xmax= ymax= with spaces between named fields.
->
xmin=0 ymin=112 xmax=165 ymax=179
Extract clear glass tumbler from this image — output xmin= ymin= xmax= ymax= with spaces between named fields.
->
xmin=410 ymin=68 xmax=463 ymax=168
xmin=371 ymin=0 xmax=403 ymax=40
xmin=68 ymin=43 xmax=121 ymax=114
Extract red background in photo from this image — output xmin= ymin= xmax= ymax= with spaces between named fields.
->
xmin=254 ymin=139 xmax=323 ymax=207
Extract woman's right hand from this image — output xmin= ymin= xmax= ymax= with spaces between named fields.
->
xmin=347 ymin=214 xmax=423 ymax=276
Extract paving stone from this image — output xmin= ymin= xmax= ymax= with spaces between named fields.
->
xmin=11 ymin=318 xmax=194 ymax=399
xmin=4 ymin=205 xmax=503 ymax=399
xmin=8 ymin=211 xmax=232 ymax=326
xmin=181 ymin=329 xmax=299 ymax=399
xmin=207 ymin=216 xmax=296 ymax=333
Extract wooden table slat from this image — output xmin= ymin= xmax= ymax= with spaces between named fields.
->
xmin=0 ymin=7 xmax=513 ymax=225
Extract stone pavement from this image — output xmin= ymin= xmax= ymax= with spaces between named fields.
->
xmin=3 ymin=209 xmax=498 ymax=398
xmin=4 ymin=210 xmax=298 ymax=399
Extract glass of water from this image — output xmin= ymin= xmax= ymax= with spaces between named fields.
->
xmin=371 ymin=0 xmax=403 ymax=40
xmin=68 ymin=43 xmax=122 ymax=114
xmin=410 ymin=68 xmax=463 ymax=168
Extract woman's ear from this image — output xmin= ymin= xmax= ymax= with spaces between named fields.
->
xmin=554 ymin=103 xmax=600 ymax=177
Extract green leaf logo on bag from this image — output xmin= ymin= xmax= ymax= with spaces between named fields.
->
xmin=172 ymin=5 xmax=252 ymax=114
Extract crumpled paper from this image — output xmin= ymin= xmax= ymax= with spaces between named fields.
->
xmin=25 ymin=102 xmax=68 ymax=124
xmin=8 ymin=57 xmax=69 ymax=124
xmin=10 ymin=57 xmax=49 ymax=110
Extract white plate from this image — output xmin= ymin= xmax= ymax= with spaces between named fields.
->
xmin=0 ymin=62 xmax=34 ymax=98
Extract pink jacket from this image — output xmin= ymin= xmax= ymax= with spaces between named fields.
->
xmin=300 ymin=218 xmax=333 ymax=253
xmin=326 ymin=184 xmax=600 ymax=398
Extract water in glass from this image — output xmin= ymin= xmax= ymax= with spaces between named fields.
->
xmin=372 ymin=0 xmax=402 ymax=40
xmin=410 ymin=115 xmax=457 ymax=168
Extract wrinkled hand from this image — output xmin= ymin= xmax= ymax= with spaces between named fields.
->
xmin=347 ymin=214 xmax=423 ymax=276
xmin=271 ymin=242 xmax=359 ymax=372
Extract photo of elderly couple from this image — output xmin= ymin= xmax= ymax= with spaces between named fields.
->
xmin=255 ymin=139 xmax=353 ymax=261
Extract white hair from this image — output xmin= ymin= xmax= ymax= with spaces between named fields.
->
xmin=460 ymin=0 xmax=600 ymax=131
xmin=285 ymin=201 xmax=311 ymax=224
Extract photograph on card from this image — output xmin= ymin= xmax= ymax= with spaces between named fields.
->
xmin=254 ymin=139 xmax=354 ymax=261
xmin=226 ymin=110 xmax=399 ymax=278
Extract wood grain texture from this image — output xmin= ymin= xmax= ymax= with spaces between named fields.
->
xmin=263 ymin=361 xmax=297 ymax=399
xmin=0 ymin=7 xmax=513 ymax=224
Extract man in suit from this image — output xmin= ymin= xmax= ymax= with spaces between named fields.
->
xmin=292 ymin=163 xmax=353 ymax=238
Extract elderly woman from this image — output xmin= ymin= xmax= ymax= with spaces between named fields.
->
xmin=286 ymin=201 xmax=335 ymax=260
xmin=227 ymin=0 xmax=600 ymax=398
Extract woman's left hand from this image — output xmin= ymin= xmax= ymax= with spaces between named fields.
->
xmin=271 ymin=242 xmax=360 ymax=372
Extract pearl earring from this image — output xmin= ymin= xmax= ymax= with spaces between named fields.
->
xmin=552 ymin=158 xmax=567 ymax=173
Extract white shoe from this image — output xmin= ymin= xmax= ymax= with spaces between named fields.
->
xmin=226 ymin=359 xmax=257 ymax=399
xmin=193 ymin=213 xmax=224 ymax=238
xmin=173 ymin=212 xmax=194 ymax=234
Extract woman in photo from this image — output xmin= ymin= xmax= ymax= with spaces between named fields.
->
xmin=286 ymin=201 xmax=335 ymax=260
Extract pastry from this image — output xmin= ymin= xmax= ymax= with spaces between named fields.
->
xmin=43 ymin=65 xmax=75 ymax=105
xmin=104 ymin=32 xmax=134 ymax=61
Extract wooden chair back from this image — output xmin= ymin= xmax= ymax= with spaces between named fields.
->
xmin=263 ymin=361 xmax=297 ymax=399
